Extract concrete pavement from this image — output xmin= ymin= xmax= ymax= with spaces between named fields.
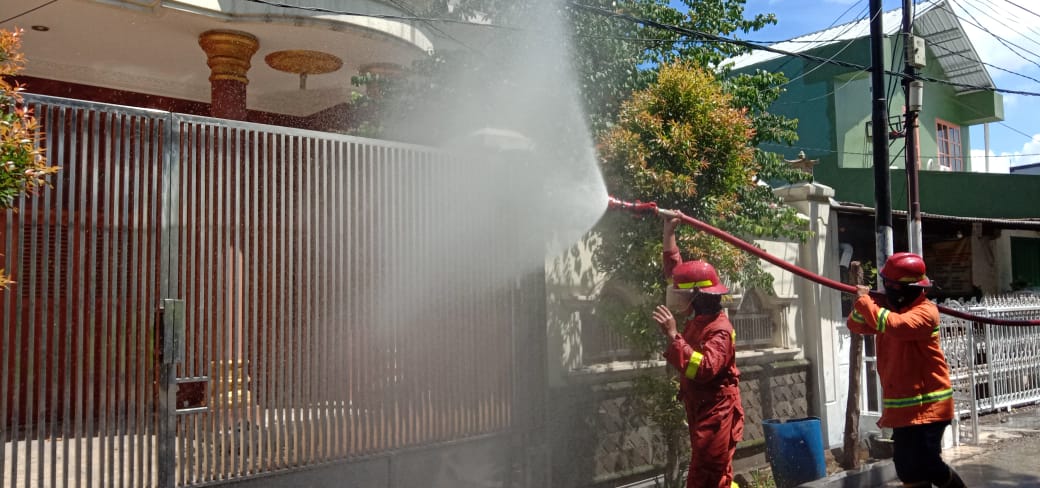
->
xmin=800 ymin=404 xmax=1040 ymax=488
xmin=941 ymin=405 xmax=1040 ymax=487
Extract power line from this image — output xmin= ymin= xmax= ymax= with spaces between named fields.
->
xmin=945 ymin=0 xmax=1040 ymax=72
xmin=571 ymin=2 xmax=874 ymax=70
xmin=886 ymin=6 xmax=904 ymax=110
xmin=770 ymin=2 xmax=867 ymax=77
xmin=0 ymin=0 xmax=59 ymax=25
xmin=758 ymin=141 xmax=1040 ymax=160
xmin=380 ymin=0 xmax=479 ymax=53
xmin=238 ymin=0 xmax=518 ymax=28
xmin=973 ymin=0 xmax=1040 ymax=53
xmin=929 ymin=40 xmax=1040 ymax=85
xmin=944 ymin=92 xmax=1036 ymax=141
xmin=1001 ymin=0 xmax=1040 ymax=22
xmin=776 ymin=75 xmax=861 ymax=104
xmin=781 ymin=6 xmax=873 ymax=88
xmin=225 ymin=0 xmax=1040 ymax=99
xmin=569 ymin=2 xmax=1040 ymax=98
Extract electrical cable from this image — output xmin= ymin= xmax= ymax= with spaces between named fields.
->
xmin=381 ymin=0 xmax=481 ymax=54
xmin=972 ymin=0 xmax=1040 ymax=52
xmin=570 ymin=2 xmax=876 ymax=70
xmin=1001 ymin=0 xmax=1040 ymax=22
xmin=941 ymin=87 xmax=1036 ymax=140
xmin=781 ymin=5 xmax=873 ymax=88
xmin=0 ymin=0 xmax=59 ymax=25
xmin=771 ymin=2 xmax=868 ymax=81
xmin=886 ymin=10 xmax=904 ymax=114
xmin=945 ymin=0 xmax=1040 ymax=72
xmin=226 ymin=0 xmax=1040 ymax=99
xmin=756 ymin=140 xmax=1040 ymax=161
xmin=775 ymin=75 xmax=861 ymax=104
xmin=569 ymin=1 xmax=1040 ymax=97
xmin=238 ymin=0 xmax=518 ymax=28
xmin=929 ymin=41 xmax=1040 ymax=86
xmin=941 ymin=94 xmax=1040 ymax=172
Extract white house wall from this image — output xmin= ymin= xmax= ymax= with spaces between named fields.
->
xmin=776 ymin=182 xmax=850 ymax=447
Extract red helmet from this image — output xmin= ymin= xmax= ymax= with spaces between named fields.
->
xmin=880 ymin=252 xmax=932 ymax=287
xmin=671 ymin=260 xmax=728 ymax=295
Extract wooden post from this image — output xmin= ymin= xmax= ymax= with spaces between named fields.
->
xmin=841 ymin=262 xmax=865 ymax=469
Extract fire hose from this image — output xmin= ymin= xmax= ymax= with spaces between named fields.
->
xmin=607 ymin=196 xmax=1040 ymax=327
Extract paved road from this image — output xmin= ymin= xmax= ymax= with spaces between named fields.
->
xmin=806 ymin=405 xmax=1040 ymax=488
xmin=947 ymin=406 xmax=1040 ymax=487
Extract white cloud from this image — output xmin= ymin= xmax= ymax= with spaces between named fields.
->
xmin=971 ymin=134 xmax=1040 ymax=173
xmin=1020 ymin=134 xmax=1040 ymax=153
xmin=1010 ymin=134 xmax=1040 ymax=167
xmin=969 ymin=148 xmax=1009 ymax=173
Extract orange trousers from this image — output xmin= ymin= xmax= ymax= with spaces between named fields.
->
xmin=683 ymin=387 xmax=744 ymax=488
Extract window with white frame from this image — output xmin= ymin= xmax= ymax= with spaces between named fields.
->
xmin=936 ymin=119 xmax=963 ymax=171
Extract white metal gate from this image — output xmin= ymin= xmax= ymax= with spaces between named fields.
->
xmin=940 ymin=294 xmax=1040 ymax=444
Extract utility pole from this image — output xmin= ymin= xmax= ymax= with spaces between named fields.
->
xmin=903 ymin=0 xmax=925 ymax=255
xmin=870 ymin=0 xmax=894 ymax=267
xmin=841 ymin=261 xmax=866 ymax=470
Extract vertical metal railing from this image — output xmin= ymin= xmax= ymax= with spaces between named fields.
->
xmin=2 ymin=94 xmax=167 ymax=487
xmin=169 ymin=115 xmax=519 ymax=485
xmin=2 ymin=94 xmax=528 ymax=487
xmin=940 ymin=294 xmax=1040 ymax=444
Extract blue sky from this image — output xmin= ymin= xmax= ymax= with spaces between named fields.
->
xmin=671 ymin=0 xmax=1040 ymax=173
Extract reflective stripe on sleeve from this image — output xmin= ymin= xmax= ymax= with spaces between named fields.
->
xmin=850 ymin=310 xmax=866 ymax=324
xmin=882 ymin=388 xmax=953 ymax=409
xmin=685 ymin=351 xmax=704 ymax=380
xmin=876 ymin=308 xmax=889 ymax=333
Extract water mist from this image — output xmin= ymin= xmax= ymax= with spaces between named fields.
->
xmin=337 ymin=1 xmax=609 ymax=486
xmin=361 ymin=0 xmax=610 ymax=332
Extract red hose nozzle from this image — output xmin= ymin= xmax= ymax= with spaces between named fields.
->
xmin=607 ymin=196 xmax=659 ymax=215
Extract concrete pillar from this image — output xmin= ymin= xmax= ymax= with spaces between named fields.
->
xmin=198 ymin=30 xmax=259 ymax=121
xmin=776 ymin=182 xmax=847 ymax=447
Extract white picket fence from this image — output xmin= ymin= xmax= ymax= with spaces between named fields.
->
xmin=940 ymin=294 xmax=1040 ymax=444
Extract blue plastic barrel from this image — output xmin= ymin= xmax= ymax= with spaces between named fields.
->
xmin=762 ymin=417 xmax=827 ymax=488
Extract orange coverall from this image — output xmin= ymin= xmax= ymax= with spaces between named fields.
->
xmin=846 ymin=293 xmax=954 ymax=428
xmin=664 ymin=312 xmax=743 ymax=488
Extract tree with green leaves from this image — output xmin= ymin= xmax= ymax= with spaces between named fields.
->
xmin=565 ymin=4 xmax=809 ymax=484
xmin=594 ymin=61 xmax=808 ymax=487
xmin=0 ymin=28 xmax=59 ymax=288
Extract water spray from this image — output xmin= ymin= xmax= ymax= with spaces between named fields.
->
xmin=606 ymin=196 xmax=1040 ymax=327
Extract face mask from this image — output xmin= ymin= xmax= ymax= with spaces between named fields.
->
xmin=884 ymin=281 xmax=923 ymax=310
xmin=665 ymin=287 xmax=693 ymax=315
xmin=691 ymin=292 xmax=723 ymax=316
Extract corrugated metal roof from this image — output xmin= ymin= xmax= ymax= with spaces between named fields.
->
xmin=833 ymin=203 xmax=1040 ymax=230
xmin=725 ymin=0 xmax=993 ymax=93
xmin=915 ymin=0 xmax=994 ymax=92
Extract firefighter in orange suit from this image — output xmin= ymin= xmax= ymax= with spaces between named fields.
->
xmin=652 ymin=214 xmax=743 ymax=488
xmin=846 ymin=252 xmax=966 ymax=488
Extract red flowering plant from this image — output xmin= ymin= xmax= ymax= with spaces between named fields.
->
xmin=0 ymin=28 xmax=59 ymax=288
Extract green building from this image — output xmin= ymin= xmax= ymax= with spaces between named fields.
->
xmin=728 ymin=0 xmax=1040 ymax=294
